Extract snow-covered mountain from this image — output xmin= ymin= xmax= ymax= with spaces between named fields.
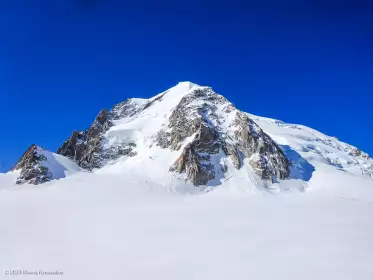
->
xmin=1 ymin=82 xmax=373 ymax=280
xmin=5 ymin=81 xmax=373 ymax=193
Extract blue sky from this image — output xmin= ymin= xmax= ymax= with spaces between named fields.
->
xmin=0 ymin=0 xmax=372 ymax=172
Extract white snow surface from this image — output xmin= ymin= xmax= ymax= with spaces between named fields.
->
xmin=36 ymin=147 xmax=83 ymax=180
xmin=1 ymin=82 xmax=373 ymax=279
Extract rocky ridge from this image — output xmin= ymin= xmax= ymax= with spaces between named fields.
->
xmin=57 ymin=99 xmax=147 ymax=170
xmin=155 ymin=87 xmax=291 ymax=185
xmin=56 ymin=83 xmax=291 ymax=186
xmin=11 ymin=144 xmax=53 ymax=185
xmin=10 ymin=82 xmax=372 ymax=186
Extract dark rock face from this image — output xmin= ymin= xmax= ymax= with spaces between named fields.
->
xmin=156 ymin=87 xmax=291 ymax=186
xmin=233 ymin=112 xmax=291 ymax=180
xmin=170 ymin=123 xmax=224 ymax=185
xmin=86 ymin=109 xmax=112 ymax=139
xmin=57 ymin=99 xmax=145 ymax=170
xmin=57 ymin=130 xmax=86 ymax=160
xmin=57 ymin=108 xmax=114 ymax=170
xmin=222 ymin=144 xmax=241 ymax=169
xmin=156 ymin=88 xmax=233 ymax=151
xmin=11 ymin=145 xmax=52 ymax=185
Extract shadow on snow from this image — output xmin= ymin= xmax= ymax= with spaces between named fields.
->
xmin=280 ymin=145 xmax=315 ymax=182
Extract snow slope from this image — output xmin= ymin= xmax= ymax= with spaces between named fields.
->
xmin=94 ymin=82 xmax=372 ymax=195
xmin=106 ymin=82 xmax=204 ymax=149
xmin=0 ymin=172 xmax=373 ymax=280
xmin=37 ymin=148 xmax=83 ymax=180
xmin=0 ymin=82 xmax=373 ymax=279
xmin=251 ymin=114 xmax=372 ymax=178
xmin=249 ymin=114 xmax=373 ymax=196
xmin=85 ymin=81 xmax=291 ymax=192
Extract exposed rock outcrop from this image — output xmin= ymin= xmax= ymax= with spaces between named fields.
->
xmin=349 ymin=147 xmax=370 ymax=159
xmin=156 ymin=87 xmax=291 ymax=186
xmin=11 ymin=145 xmax=52 ymax=185
xmin=57 ymin=99 xmax=146 ymax=170
xmin=57 ymin=109 xmax=113 ymax=170
xmin=233 ymin=111 xmax=290 ymax=180
xmin=110 ymin=98 xmax=148 ymax=120
xmin=170 ymin=123 xmax=224 ymax=185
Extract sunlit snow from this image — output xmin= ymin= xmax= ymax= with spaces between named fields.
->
xmin=1 ymin=82 xmax=372 ymax=280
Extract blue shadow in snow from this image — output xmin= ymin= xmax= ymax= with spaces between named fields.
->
xmin=280 ymin=145 xmax=315 ymax=181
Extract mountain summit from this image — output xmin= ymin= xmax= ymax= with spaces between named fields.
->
xmin=56 ymin=81 xmax=291 ymax=187
xmin=9 ymin=82 xmax=373 ymax=191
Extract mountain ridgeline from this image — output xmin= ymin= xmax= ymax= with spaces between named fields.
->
xmin=56 ymin=84 xmax=290 ymax=185
xmin=11 ymin=82 xmax=371 ymax=187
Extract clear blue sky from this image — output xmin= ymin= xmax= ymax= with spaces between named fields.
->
xmin=0 ymin=0 xmax=372 ymax=172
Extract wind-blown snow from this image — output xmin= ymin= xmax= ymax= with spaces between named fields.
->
xmin=1 ymin=82 xmax=373 ymax=279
